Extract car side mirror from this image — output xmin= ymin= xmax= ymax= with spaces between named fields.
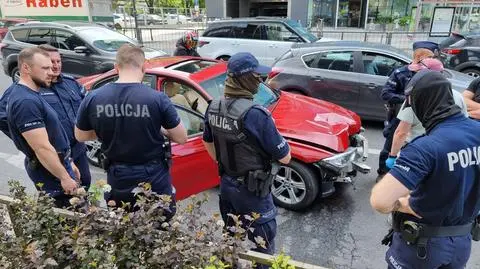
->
xmin=74 ymin=46 xmax=89 ymax=54
xmin=286 ymin=36 xmax=301 ymax=42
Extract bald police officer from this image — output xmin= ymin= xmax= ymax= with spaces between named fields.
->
xmin=202 ymin=52 xmax=291 ymax=268
xmin=5 ymin=47 xmax=79 ymax=207
xmin=371 ymin=70 xmax=480 ymax=268
xmin=378 ymin=41 xmax=439 ymax=179
xmin=75 ymin=44 xmax=187 ymax=215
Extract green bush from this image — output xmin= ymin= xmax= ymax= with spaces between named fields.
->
xmin=0 ymin=180 xmax=298 ymax=269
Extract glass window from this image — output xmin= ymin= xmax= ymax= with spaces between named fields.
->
xmin=232 ymin=23 xmax=265 ymax=39
xmin=264 ymin=22 xmax=300 ymax=42
xmin=303 ymin=51 xmax=354 ymax=72
xmin=91 ymin=75 xmax=156 ymax=91
xmin=285 ymin=20 xmax=318 ymax=42
xmin=77 ymin=27 xmax=136 ymax=52
xmin=53 ymin=30 xmax=86 ymax=51
xmin=175 ymin=107 xmax=204 ymax=136
xmin=27 ymin=28 xmax=53 ymax=45
xmin=11 ymin=29 xmax=29 ymax=42
xmin=362 ymin=52 xmax=405 ymax=76
xmin=173 ymin=60 xmax=217 ymax=73
xmin=162 ymin=80 xmax=208 ymax=114
xmin=204 ymin=26 xmax=232 ymax=38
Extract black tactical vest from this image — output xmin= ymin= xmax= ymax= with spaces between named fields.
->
xmin=207 ymin=98 xmax=269 ymax=177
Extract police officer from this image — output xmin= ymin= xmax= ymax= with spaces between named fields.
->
xmin=371 ymin=70 xmax=480 ymax=268
xmin=0 ymin=45 xmax=91 ymax=191
xmin=75 ymin=44 xmax=187 ymax=216
xmin=5 ymin=47 xmax=79 ymax=207
xmin=386 ymin=58 xmax=468 ymax=168
xmin=462 ymin=76 xmax=480 ymax=119
xmin=378 ymin=41 xmax=438 ymax=179
xmin=173 ymin=30 xmax=200 ymax=57
xmin=202 ymin=52 xmax=291 ymax=267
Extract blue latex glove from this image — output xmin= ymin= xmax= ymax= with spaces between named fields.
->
xmin=386 ymin=156 xmax=397 ymax=169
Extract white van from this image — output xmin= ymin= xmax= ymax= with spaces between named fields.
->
xmin=198 ymin=17 xmax=334 ymax=66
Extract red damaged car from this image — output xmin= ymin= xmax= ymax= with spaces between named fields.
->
xmin=79 ymin=56 xmax=370 ymax=211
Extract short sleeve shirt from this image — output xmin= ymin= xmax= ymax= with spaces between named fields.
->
xmin=466 ymin=77 xmax=480 ymax=102
xmin=389 ymin=114 xmax=480 ymax=226
xmin=7 ymin=84 xmax=70 ymax=158
xmin=76 ymin=82 xmax=180 ymax=164
xmin=203 ymin=105 xmax=290 ymax=161
xmin=396 ymin=91 xmax=468 ymax=142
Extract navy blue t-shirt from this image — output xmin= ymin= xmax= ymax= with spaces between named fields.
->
xmin=203 ymin=105 xmax=290 ymax=161
xmin=390 ymin=114 xmax=480 ymax=226
xmin=40 ymin=75 xmax=85 ymax=157
xmin=7 ymin=84 xmax=71 ymax=158
xmin=76 ymin=83 xmax=180 ymax=164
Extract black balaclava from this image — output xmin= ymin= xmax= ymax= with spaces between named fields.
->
xmin=405 ymin=70 xmax=461 ymax=133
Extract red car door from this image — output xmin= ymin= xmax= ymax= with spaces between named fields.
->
xmin=169 ymin=105 xmax=219 ymax=200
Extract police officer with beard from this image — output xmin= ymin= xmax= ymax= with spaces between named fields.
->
xmin=202 ymin=52 xmax=291 ymax=267
xmin=0 ymin=45 xmax=91 ymax=192
xmin=378 ymin=41 xmax=438 ymax=179
xmin=371 ymin=70 xmax=480 ymax=268
xmin=5 ymin=47 xmax=79 ymax=207
xmin=75 ymin=44 xmax=187 ymax=216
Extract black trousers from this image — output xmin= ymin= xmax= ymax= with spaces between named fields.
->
xmin=378 ymin=118 xmax=400 ymax=175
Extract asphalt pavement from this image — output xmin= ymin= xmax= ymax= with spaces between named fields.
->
xmin=0 ymin=69 xmax=479 ymax=268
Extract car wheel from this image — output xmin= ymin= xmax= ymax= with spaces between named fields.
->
xmin=10 ymin=66 xmax=20 ymax=82
xmin=271 ymin=160 xmax=319 ymax=211
xmin=85 ymin=140 xmax=104 ymax=168
xmin=462 ymin=68 xmax=480 ymax=78
xmin=217 ymin=55 xmax=231 ymax=61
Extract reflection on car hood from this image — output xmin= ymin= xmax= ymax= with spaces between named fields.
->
xmin=444 ymin=69 xmax=474 ymax=93
xmin=271 ymin=92 xmax=361 ymax=152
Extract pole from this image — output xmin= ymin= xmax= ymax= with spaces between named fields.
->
xmin=414 ymin=0 xmax=422 ymax=32
xmin=132 ymin=0 xmax=143 ymax=44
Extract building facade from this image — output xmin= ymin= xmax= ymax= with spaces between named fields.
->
xmin=206 ymin=0 xmax=480 ymax=32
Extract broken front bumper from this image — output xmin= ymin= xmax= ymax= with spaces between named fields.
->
xmin=315 ymin=133 xmax=371 ymax=183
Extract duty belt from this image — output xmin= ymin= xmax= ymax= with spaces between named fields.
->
xmin=392 ymin=212 xmax=473 ymax=259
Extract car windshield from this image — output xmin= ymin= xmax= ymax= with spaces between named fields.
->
xmin=200 ymin=73 xmax=279 ymax=107
xmin=78 ymin=28 xmax=136 ymax=52
xmin=285 ymin=20 xmax=318 ymax=42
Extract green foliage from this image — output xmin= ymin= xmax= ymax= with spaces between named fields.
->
xmin=398 ymin=16 xmax=411 ymax=27
xmin=375 ymin=15 xmax=394 ymax=24
xmin=271 ymin=252 xmax=296 ymax=269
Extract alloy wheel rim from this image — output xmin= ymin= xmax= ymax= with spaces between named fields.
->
xmin=272 ymin=166 xmax=307 ymax=205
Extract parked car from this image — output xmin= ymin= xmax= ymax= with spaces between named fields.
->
xmin=267 ymin=41 xmax=473 ymax=121
xmin=136 ymin=14 xmax=166 ymax=25
xmin=113 ymin=13 xmax=135 ymax=29
xmin=0 ymin=18 xmax=33 ymax=40
xmin=197 ymin=17 xmax=335 ymax=65
xmin=0 ymin=21 xmax=167 ymax=81
xmin=78 ymin=56 xmax=370 ymax=210
xmin=165 ymin=14 xmax=190 ymax=25
xmin=439 ymin=32 xmax=480 ymax=78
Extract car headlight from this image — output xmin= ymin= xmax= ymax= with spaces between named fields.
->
xmin=320 ymin=147 xmax=357 ymax=171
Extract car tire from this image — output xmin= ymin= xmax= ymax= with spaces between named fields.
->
xmin=85 ymin=140 xmax=104 ymax=168
xmin=271 ymin=160 xmax=319 ymax=211
xmin=217 ymin=55 xmax=231 ymax=61
xmin=462 ymin=68 xmax=480 ymax=78
xmin=10 ymin=66 xmax=20 ymax=82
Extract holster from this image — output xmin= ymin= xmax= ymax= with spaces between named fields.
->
xmin=385 ymin=103 xmax=399 ymax=122
xmin=246 ymin=162 xmax=280 ymax=198
xmin=472 ymin=216 xmax=480 ymax=241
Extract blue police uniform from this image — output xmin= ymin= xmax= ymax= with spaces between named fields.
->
xmin=6 ymin=83 xmax=76 ymax=207
xmin=387 ymin=114 xmax=480 ymax=268
xmin=378 ymin=41 xmax=439 ymax=176
xmin=76 ymin=82 xmax=180 ymax=215
xmin=203 ymin=104 xmax=290 ymax=257
xmin=378 ymin=66 xmax=415 ymax=174
xmin=0 ymin=75 xmax=91 ymax=189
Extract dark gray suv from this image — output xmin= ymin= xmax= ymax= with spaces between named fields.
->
xmin=0 ymin=21 xmax=167 ymax=80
